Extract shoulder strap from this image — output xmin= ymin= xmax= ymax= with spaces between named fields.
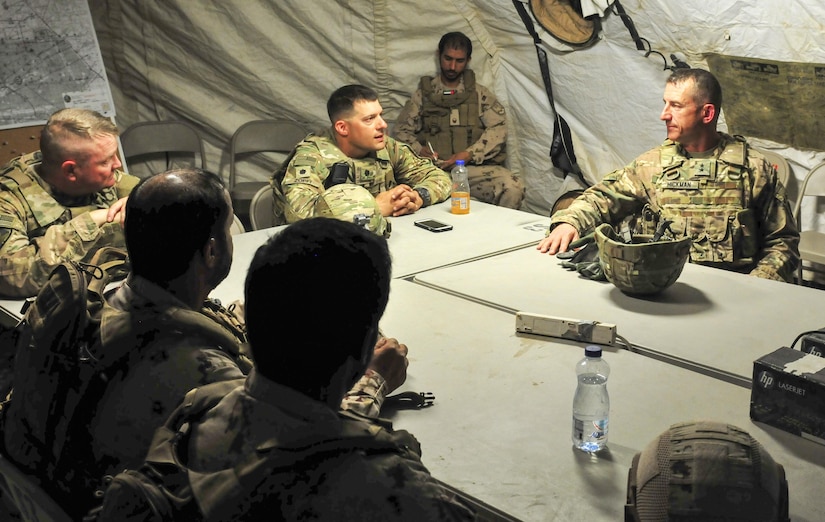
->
xmin=512 ymin=0 xmax=583 ymax=180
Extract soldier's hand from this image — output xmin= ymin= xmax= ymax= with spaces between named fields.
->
xmin=537 ymin=223 xmax=579 ymax=255
xmin=106 ymin=197 xmax=129 ymax=227
xmin=369 ymin=337 xmax=409 ymax=393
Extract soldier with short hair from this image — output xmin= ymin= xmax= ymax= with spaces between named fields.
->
xmin=185 ymin=218 xmax=476 ymax=521
xmin=0 ymin=108 xmax=139 ymax=297
xmin=394 ymin=31 xmax=525 ymax=209
xmin=538 ymin=68 xmax=799 ymax=282
xmin=272 ymin=84 xmax=451 ymax=227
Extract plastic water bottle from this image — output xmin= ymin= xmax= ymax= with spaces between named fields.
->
xmin=450 ymin=160 xmax=470 ymax=214
xmin=572 ymin=345 xmax=610 ymax=452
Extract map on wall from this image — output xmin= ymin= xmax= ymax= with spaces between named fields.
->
xmin=0 ymin=0 xmax=114 ymax=130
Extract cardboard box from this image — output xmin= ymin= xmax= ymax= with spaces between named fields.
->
xmin=801 ymin=332 xmax=825 ymax=357
xmin=750 ymin=347 xmax=825 ymax=445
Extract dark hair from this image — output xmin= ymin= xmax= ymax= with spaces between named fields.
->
xmin=667 ymin=68 xmax=722 ymax=112
xmin=438 ymin=31 xmax=472 ymax=58
xmin=125 ymin=168 xmax=230 ymax=282
xmin=326 ymin=84 xmax=379 ymax=123
xmin=244 ymin=218 xmax=392 ymax=395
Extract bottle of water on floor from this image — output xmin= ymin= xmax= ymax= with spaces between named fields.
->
xmin=572 ymin=345 xmax=610 ymax=452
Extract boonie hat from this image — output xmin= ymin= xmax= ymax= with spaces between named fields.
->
xmin=315 ymin=184 xmax=391 ymax=238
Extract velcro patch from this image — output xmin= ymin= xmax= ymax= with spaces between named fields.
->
xmin=664 ymin=180 xmax=700 ymax=190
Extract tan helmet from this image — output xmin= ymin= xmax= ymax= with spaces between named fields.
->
xmin=594 ymin=223 xmax=691 ymax=295
xmin=625 ymin=420 xmax=790 ymax=522
xmin=314 ymin=184 xmax=391 ymax=238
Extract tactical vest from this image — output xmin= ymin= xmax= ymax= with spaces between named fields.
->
xmin=416 ymin=70 xmax=488 ymax=160
xmin=0 ymin=152 xmax=128 ymax=237
xmin=274 ymin=132 xmax=401 ymax=224
xmin=633 ymin=136 xmax=759 ymax=266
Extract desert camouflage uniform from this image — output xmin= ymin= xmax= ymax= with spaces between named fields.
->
xmin=551 ymin=134 xmax=799 ymax=282
xmin=273 ymin=130 xmax=451 ymax=224
xmin=29 ymin=274 xmax=392 ymax=517
xmin=395 ymin=70 xmax=524 ymax=209
xmin=0 ymin=151 xmax=140 ymax=297
xmin=186 ymin=369 xmax=477 ymax=521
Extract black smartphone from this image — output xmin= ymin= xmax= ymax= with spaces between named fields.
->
xmin=414 ymin=219 xmax=453 ymax=232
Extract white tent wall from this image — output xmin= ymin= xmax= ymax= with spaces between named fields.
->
xmin=90 ymin=0 xmax=825 ymax=223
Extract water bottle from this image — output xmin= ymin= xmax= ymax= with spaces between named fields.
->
xmin=450 ymin=160 xmax=470 ymax=214
xmin=572 ymin=345 xmax=610 ymax=452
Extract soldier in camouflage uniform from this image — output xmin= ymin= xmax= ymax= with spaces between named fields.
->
xmin=273 ymin=84 xmax=451 ymax=226
xmin=394 ymin=32 xmax=525 ymax=209
xmin=0 ymin=108 xmax=140 ymax=297
xmin=186 ymin=217 xmax=475 ymax=521
xmin=538 ymin=69 xmax=799 ymax=283
xmin=3 ymin=170 xmax=410 ymax=519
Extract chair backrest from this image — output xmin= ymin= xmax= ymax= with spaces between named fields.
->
xmin=792 ymin=161 xmax=825 ymax=225
xmin=249 ymin=184 xmax=279 ymax=230
xmin=230 ymin=214 xmax=246 ymax=235
xmin=754 ymin=148 xmax=791 ymax=188
xmin=0 ymin=452 xmax=72 ymax=522
xmin=120 ymin=120 xmax=207 ymax=177
xmin=229 ymin=120 xmax=308 ymax=189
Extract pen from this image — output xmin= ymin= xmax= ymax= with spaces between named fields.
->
xmin=427 ymin=141 xmax=438 ymax=160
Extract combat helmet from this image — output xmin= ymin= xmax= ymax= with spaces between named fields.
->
xmin=315 ymin=184 xmax=391 ymax=238
xmin=594 ymin=222 xmax=691 ymax=295
xmin=625 ymin=420 xmax=790 ymax=522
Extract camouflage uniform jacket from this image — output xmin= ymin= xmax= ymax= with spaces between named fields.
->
xmin=551 ymin=134 xmax=799 ymax=282
xmin=395 ymin=71 xmax=508 ymax=166
xmin=186 ymin=369 xmax=477 ymax=521
xmin=71 ymin=275 xmax=390 ymax=514
xmin=273 ymin=128 xmax=451 ymax=223
xmin=0 ymin=151 xmax=139 ymax=297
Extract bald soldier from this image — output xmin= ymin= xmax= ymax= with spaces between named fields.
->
xmin=0 ymin=108 xmax=139 ymax=297
xmin=394 ymin=31 xmax=524 ymax=209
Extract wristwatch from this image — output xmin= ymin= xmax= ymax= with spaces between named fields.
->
xmin=414 ymin=187 xmax=431 ymax=207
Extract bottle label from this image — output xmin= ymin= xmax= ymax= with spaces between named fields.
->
xmin=451 ymin=192 xmax=470 ymax=214
xmin=573 ymin=416 xmax=608 ymax=451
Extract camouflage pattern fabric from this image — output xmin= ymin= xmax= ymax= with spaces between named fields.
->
xmin=186 ymin=370 xmax=477 ymax=521
xmin=595 ymin=223 xmax=692 ymax=295
xmin=273 ymin=129 xmax=451 ymax=223
xmin=551 ymin=134 xmax=799 ymax=282
xmin=395 ymin=72 xmax=524 ymax=209
xmin=11 ymin=273 xmax=390 ymax=517
xmin=0 ymin=151 xmax=140 ymax=297
xmin=626 ymin=420 xmax=789 ymax=522
xmin=315 ymin=183 xmax=391 ymax=238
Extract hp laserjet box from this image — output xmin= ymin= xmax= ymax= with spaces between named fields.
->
xmin=750 ymin=347 xmax=825 ymax=445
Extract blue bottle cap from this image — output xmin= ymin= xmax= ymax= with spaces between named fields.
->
xmin=585 ymin=345 xmax=602 ymax=357
xmin=455 ymin=160 xmax=465 ymax=166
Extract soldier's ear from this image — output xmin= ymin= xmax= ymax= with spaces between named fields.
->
xmin=334 ymin=119 xmax=349 ymax=137
xmin=61 ymin=160 xmax=78 ymax=181
xmin=701 ymin=103 xmax=716 ymax=124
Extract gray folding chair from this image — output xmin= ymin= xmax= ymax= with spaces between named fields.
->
xmin=229 ymin=120 xmax=307 ymax=225
xmin=793 ymin=161 xmax=825 ymax=285
xmin=754 ymin=148 xmax=791 ymax=188
xmin=120 ymin=120 xmax=207 ymax=178
xmin=248 ymin=184 xmax=280 ymax=231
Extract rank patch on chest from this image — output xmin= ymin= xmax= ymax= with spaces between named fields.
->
xmin=664 ymin=180 xmax=700 ymax=190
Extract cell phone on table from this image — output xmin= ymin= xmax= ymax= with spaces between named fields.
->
xmin=414 ymin=219 xmax=453 ymax=232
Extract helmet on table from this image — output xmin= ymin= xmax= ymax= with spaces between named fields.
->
xmin=594 ymin=222 xmax=691 ymax=295
xmin=625 ymin=420 xmax=789 ymax=522
xmin=315 ymin=184 xmax=391 ymax=238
